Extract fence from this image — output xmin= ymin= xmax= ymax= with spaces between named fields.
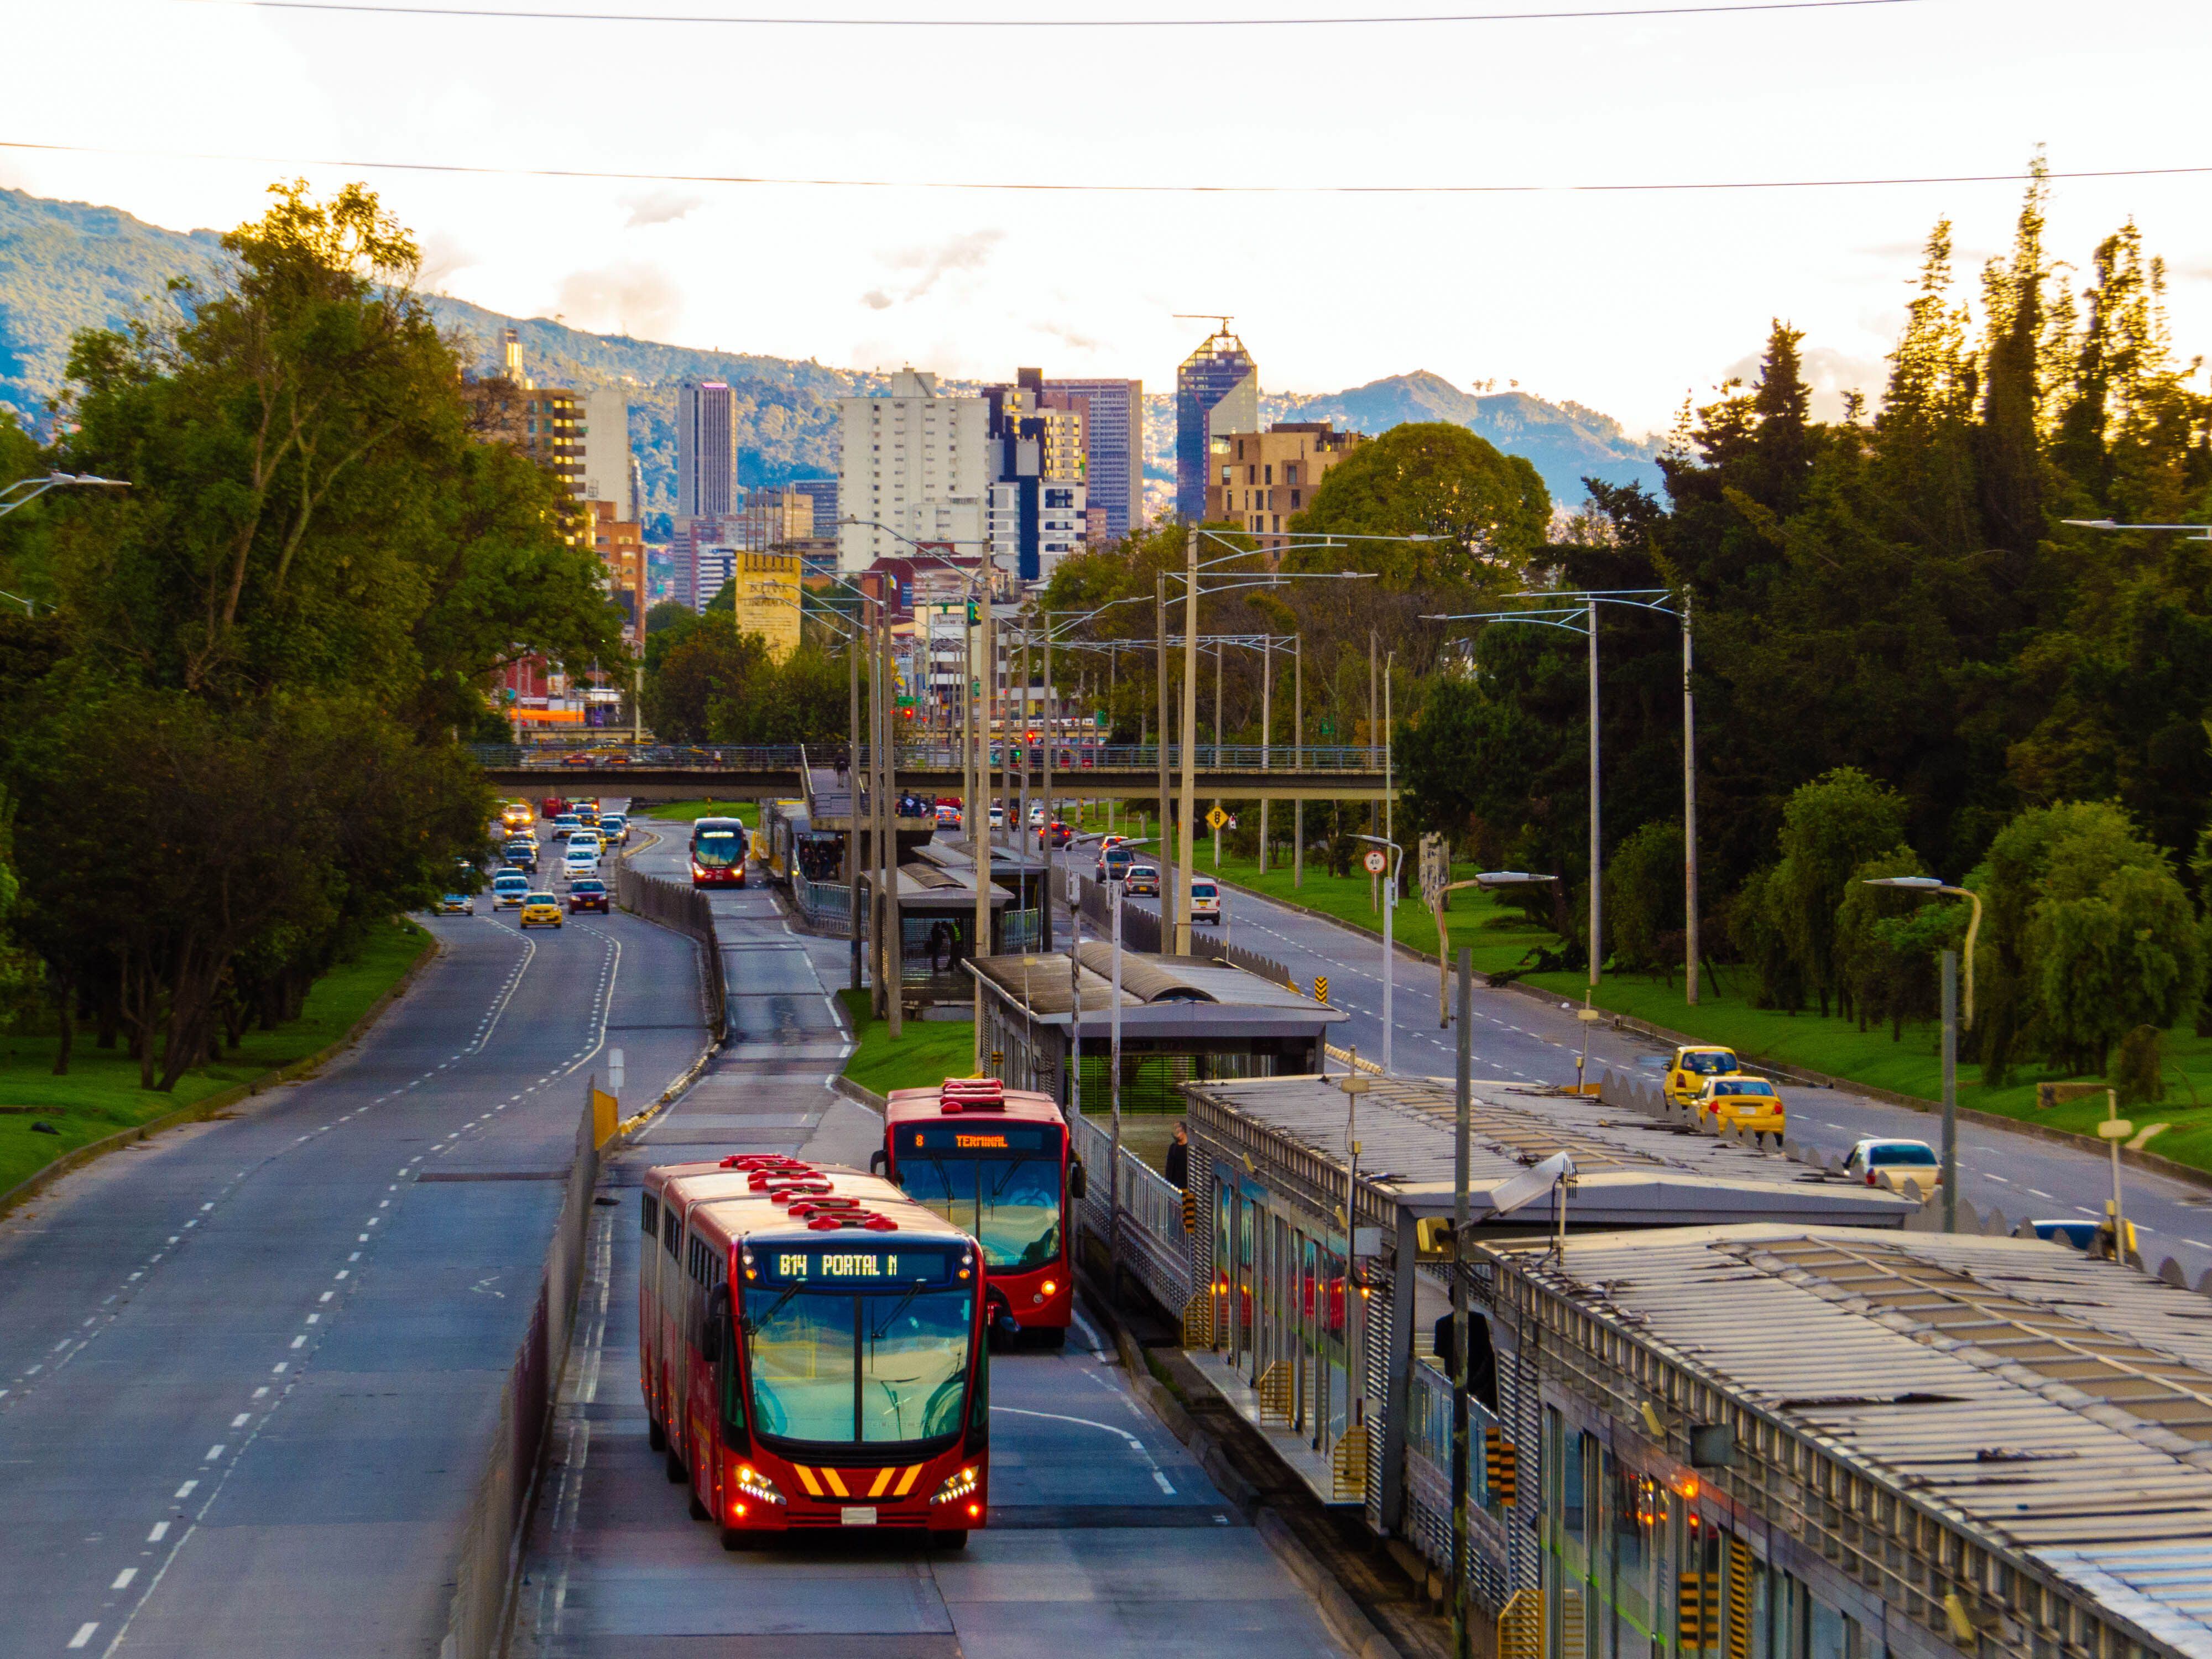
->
xmin=1070 ymin=1112 xmax=1194 ymax=1314
xmin=791 ymin=864 xmax=853 ymax=932
xmin=1077 ymin=875 xmax=1298 ymax=989
xmin=615 ymin=865 xmax=726 ymax=1041
xmin=439 ymin=1094 xmax=600 ymax=1659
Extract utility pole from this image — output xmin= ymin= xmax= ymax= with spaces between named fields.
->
xmin=1368 ymin=630 xmax=1379 ymax=912
xmin=1682 ymin=592 xmax=1700 ymax=1005
xmin=1258 ymin=634 xmax=1272 ymax=875
xmin=1587 ymin=598 xmax=1601 ymax=1006
xmin=1451 ymin=946 xmax=1472 ymax=1659
xmin=1156 ymin=572 xmax=1174 ymax=937
xmin=869 ymin=600 xmax=886 ymax=1018
xmin=848 ymin=603 xmax=863 ymax=992
xmin=974 ymin=590 xmax=994 ymax=1071
xmin=1041 ymin=618 xmax=1055 ymax=953
xmin=1294 ymin=635 xmax=1304 ymax=890
xmin=1176 ymin=531 xmax=1200 ymax=955
xmin=882 ymin=597 xmax=902 ymax=1040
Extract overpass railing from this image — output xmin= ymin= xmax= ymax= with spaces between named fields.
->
xmin=474 ymin=740 xmax=1386 ymax=774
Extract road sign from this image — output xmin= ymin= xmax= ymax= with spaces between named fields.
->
xmin=2096 ymin=1119 xmax=2136 ymax=1140
xmin=1362 ymin=848 xmax=1387 ymax=875
xmin=1313 ymin=974 xmax=1329 ymax=1003
xmin=1207 ymin=806 xmax=1229 ymax=831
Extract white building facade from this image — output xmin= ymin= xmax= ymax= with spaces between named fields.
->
xmin=834 ymin=369 xmax=988 ymax=572
xmin=580 ymin=388 xmax=635 ymax=518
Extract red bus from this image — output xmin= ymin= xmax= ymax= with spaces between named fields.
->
xmin=689 ymin=816 xmax=748 ymax=887
xmin=639 ymin=1155 xmax=989 ymax=1548
xmin=875 ymin=1078 xmax=1082 ymax=1345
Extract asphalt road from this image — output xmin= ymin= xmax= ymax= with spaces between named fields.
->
xmin=1071 ymin=839 xmax=2212 ymax=1286
xmin=509 ymin=821 xmax=1354 ymax=1659
xmin=0 ymin=820 xmax=706 ymax=1659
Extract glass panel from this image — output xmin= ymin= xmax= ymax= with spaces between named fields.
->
xmin=1562 ymin=1425 xmax=1588 ymax=1577
xmin=860 ymin=1290 xmax=973 ymax=1443
xmin=1809 ymin=1603 xmax=1846 ymax=1659
xmin=744 ymin=1289 xmax=855 ymax=1442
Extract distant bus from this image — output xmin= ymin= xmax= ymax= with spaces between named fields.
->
xmin=689 ymin=817 xmax=749 ymax=888
xmin=639 ymin=1155 xmax=989 ymax=1547
xmin=876 ymin=1077 xmax=1079 ymax=1344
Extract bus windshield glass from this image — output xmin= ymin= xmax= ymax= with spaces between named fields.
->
xmin=741 ymin=1248 xmax=972 ymax=1446
xmin=896 ymin=1123 xmax=1062 ymax=1271
xmin=692 ymin=827 xmax=744 ymax=869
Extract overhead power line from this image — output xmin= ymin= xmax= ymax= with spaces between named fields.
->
xmin=3 ymin=139 xmax=2199 ymax=196
xmin=166 ymin=0 xmax=1928 ymax=27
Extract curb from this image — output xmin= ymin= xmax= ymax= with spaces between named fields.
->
xmin=0 ymin=923 xmax=442 ymax=1224
xmin=1255 ymin=1509 xmax=1404 ymax=1659
xmin=831 ymin=1074 xmax=888 ymax=1113
xmin=604 ymin=828 xmax=716 ymax=1147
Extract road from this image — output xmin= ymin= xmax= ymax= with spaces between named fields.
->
xmin=0 ymin=820 xmax=706 ymax=1659
xmin=507 ymin=821 xmax=1354 ymax=1659
xmin=1069 ymin=838 xmax=2212 ymax=1286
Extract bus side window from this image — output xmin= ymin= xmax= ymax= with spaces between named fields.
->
xmin=641 ymin=1193 xmax=659 ymax=1237
xmin=664 ymin=1210 xmax=680 ymax=1259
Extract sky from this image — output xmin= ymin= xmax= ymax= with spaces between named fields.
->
xmin=4 ymin=0 xmax=2209 ymax=435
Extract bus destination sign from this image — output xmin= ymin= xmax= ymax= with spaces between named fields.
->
xmin=759 ymin=1248 xmax=956 ymax=1286
xmin=909 ymin=1123 xmax=1060 ymax=1156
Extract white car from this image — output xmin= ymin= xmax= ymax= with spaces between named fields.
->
xmin=1027 ymin=802 xmax=1046 ymax=827
xmin=1841 ymin=1138 xmax=1941 ymax=1199
xmin=562 ymin=847 xmax=598 ymax=881
xmin=1190 ymin=878 xmax=1222 ymax=924
xmin=568 ymin=833 xmax=602 ymax=863
xmin=988 ymin=805 xmax=1005 ymax=830
xmin=491 ymin=872 xmax=531 ymax=909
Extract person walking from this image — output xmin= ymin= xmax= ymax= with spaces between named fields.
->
xmin=1164 ymin=1121 xmax=1190 ymax=1191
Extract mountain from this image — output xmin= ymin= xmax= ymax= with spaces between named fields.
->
xmin=2 ymin=185 xmax=1661 ymax=526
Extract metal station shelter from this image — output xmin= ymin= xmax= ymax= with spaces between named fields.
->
xmin=1165 ymin=1073 xmax=1915 ymax=1593
xmin=966 ymin=946 xmax=1348 ymax=1110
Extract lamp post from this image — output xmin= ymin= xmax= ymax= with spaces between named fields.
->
xmin=1350 ymin=833 xmax=1404 ymax=1073
xmin=1861 ymin=875 xmax=1982 ymax=1232
xmin=0 ymin=471 xmax=129 ymax=521
xmin=1431 ymin=872 xmax=1560 ymax=1027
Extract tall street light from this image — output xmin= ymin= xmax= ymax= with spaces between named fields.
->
xmin=1349 ymin=833 xmax=1404 ymax=1073
xmin=1861 ymin=875 xmax=1981 ymax=1233
xmin=0 ymin=472 xmax=130 ymax=520
xmin=1430 ymin=872 xmax=1559 ymax=1027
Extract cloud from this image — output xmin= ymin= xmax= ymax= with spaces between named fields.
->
xmin=624 ymin=190 xmax=703 ymax=228
xmin=416 ymin=229 xmax=477 ymax=290
xmin=1719 ymin=343 xmax=1888 ymax=424
xmin=865 ymin=228 xmax=1004 ymax=307
xmin=552 ymin=262 xmax=682 ymax=341
xmin=1036 ymin=319 xmax=1103 ymax=354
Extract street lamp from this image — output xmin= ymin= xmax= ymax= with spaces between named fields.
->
xmin=0 ymin=472 xmax=131 ymax=521
xmin=1861 ymin=875 xmax=1982 ymax=1232
xmin=1430 ymin=872 xmax=1559 ymax=1027
xmin=1350 ymin=833 xmax=1404 ymax=1074
xmin=2063 ymin=517 xmax=2212 ymax=540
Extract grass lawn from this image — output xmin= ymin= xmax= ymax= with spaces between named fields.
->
xmin=0 ymin=917 xmax=430 ymax=1195
xmin=837 ymin=989 xmax=984 ymax=1099
xmin=638 ymin=800 xmax=762 ymax=826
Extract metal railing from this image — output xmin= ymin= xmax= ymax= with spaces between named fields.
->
xmin=1000 ymin=907 xmax=1041 ymax=953
xmin=472 ymin=740 xmax=1387 ymax=774
xmin=1070 ymin=1113 xmax=1194 ymax=1313
xmin=791 ymin=864 xmax=852 ymax=931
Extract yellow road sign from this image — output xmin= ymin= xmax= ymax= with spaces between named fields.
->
xmin=1313 ymin=974 xmax=1329 ymax=1003
xmin=1206 ymin=806 xmax=1228 ymax=831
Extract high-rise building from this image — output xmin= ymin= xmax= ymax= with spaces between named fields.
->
xmin=580 ymin=389 xmax=635 ymax=518
xmin=834 ymin=368 xmax=988 ymax=572
xmin=676 ymin=380 xmax=735 ymax=523
xmin=463 ymin=372 xmax=583 ymax=497
xmin=1041 ymin=377 xmax=1142 ymax=540
xmin=986 ymin=369 xmax=1087 ymax=583
xmin=725 ymin=550 xmax=803 ymax=662
xmin=589 ymin=500 xmax=648 ymax=639
xmin=734 ymin=488 xmax=816 ymax=551
xmin=1204 ymin=422 xmax=1367 ymax=543
xmin=789 ymin=478 xmax=840 ymax=538
xmin=1175 ymin=325 xmax=1258 ymax=523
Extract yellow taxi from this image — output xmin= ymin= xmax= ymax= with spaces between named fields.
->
xmin=1665 ymin=1045 xmax=1742 ymax=1109
xmin=1693 ymin=1075 xmax=1785 ymax=1135
xmin=519 ymin=891 xmax=564 ymax=929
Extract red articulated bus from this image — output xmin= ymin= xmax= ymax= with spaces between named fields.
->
xmin=689 ymin=816 xmax=749 ymax=888
xmin=875 ymin=1078 xmax=1082 ymax=1347
xmin=639 ymin=1155 xmax=989 ymax=1549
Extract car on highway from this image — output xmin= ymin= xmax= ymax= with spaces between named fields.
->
xmin=935 ymin=799 xmax=962 ymax=827
xmin=491 ymin=871 xmax=531 ymax=909
xmin=988 ymin=805 xmax=1005 ymax=830
xmin=1125 ymin=863 xmax=1161 ymax=896
xmin=1665 ymin=1044 xmax=1743 ymax=1109
xmin=551 ymin=813 xmax=581 ymax=842
xmin=1046 ymin=820 xmax=1074 ymax=848
xmin=562 ymin=847 xmax=598 ymax=882
xmin=1190 ymin=878 xmax=1222 ymax=923
xmin=1842 ymin=1138 xmax=1941 ymax=1199
xmin=435 ymin=893 xmax=475 ymax=916
xmin=576 ymin=805 xmax=601 ymax=828
xmin=1096 ymin=843 xmax=1138 ymax=883
xmin=1692 ymin=1075 xmax=1785 ymax=1135
xmin=570 ymin=832 xmax=603 ymax=862
xmin=601 ymin=812 xmax=628 ymax=844
xmin=1027 ymin=802 xmax=1046 ymax=827
xmin=519 ymin=892 xmax=564 ymax=928
xmin=503 ymin=839 xmax=538 ymax=869
xmin=499 ymin=800 xmax=534 ymax=833
xmin=567 ymin=877 xmax=611 ymax=914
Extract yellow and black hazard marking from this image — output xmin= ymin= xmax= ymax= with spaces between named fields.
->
xmin=788 ymin=1463 xmax=925 ymax=1500
xmin=1484 ymin=1426 xmax=1517 ymax=1506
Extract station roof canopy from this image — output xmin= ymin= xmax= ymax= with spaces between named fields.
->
xmin=967 ymin=948 xmax=1347 ymax=1042
xmin=1487 ymin=1225 xmax=2212 ymax=1659
xmin=1180 ymin=1073 xmax=1915 ymax=1230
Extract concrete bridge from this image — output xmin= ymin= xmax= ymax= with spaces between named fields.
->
xmin=476 ymin=740 xmax=1395 ymax=804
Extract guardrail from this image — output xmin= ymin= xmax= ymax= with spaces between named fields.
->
xmin=615 ymin=865 xmax=726 ymax=1041
xmin=473 ymin=742 xmax=1387 ymax=774
xmin=1070 ymin=1112 xmax=1194 ymax=1313
xmin=1076 ymin=875 xmax=1300 ymax=988
xmin=791 ymin=864 xmax=853 ymax=931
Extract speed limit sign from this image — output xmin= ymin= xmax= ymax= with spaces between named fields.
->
xmin=1362 ymin=848 xmax=1387 ymax=875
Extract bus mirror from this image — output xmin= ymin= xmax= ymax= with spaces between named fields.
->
xmin=868 ymin=1149 xmax=887 ymax=1175
xmin=1068 ymin=1159 xmax=1087 ymax=1201
xmin=703 ymin=1305 xmax=730 ymax=1360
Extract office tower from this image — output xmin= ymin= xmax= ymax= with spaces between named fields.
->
xmin=1175 ymin=325 xmax=1258 ymax=523
xmin=834 ymin=368 xmax=988 ymax=572
xmin=1205 ymin=422 xmax=1367 ymax=542
xmin=986 ymin=370 xmax=1087 ymax=583
xmin=1041 ymin=376 xmax=1142 ymax=540
xmin=676 ymin=380 xmax=735 ymax=523
xmin=499 ymin=326 xmax=526 ymax=384
xmin=465 ymin=375 xmax=582 ymax=495
xmin=589 ymin=500 xmax=647 ymax=638
xmin=580 ymin=388 xmax=634 ymax=516
xmin=789 ymin=478 xmax=840 ymax=538
xmin=734 ymin=487 xmax=815 ymax=551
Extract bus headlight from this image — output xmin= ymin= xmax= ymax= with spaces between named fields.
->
xmin=735 ymin=1465 xmax=786 ymax=1506
xmin=930 ymin=1466 xmax=979 ymax=1506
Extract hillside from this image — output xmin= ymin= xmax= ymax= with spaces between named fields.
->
xmin=2 ymin=185 xmax=1659 ymax=522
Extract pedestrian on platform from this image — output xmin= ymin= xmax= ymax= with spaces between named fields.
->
xmin=1164 ymin=1121 xmax=1190 ymax=1190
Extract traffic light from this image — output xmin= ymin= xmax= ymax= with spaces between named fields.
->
xmin=967 ymin=599 xmax=980 ymax=625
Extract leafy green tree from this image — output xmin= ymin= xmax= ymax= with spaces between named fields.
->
xmin=1285 ymin=421 xmax=1550 ymax=587
xmin=1833 ymin=848 xmax=1952 ymax=1039
xmin=1770 ymin=768 xmax=1910 ymax=1018
xmin=1604 ymin=821 xmax=1684 ymax=978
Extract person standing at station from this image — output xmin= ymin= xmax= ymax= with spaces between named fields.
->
xmin=1164 ymin=1121 xmax=1190 ymax=1190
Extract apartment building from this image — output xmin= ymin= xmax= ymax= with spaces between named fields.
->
xmin=1041 ymin=376 xmax=1142 ymax=540
xmin=1204 ymin=422 xmax=1367 ymax=540
xmin=580 ymin=388 xmax=636 ymax=518
xmin=834 ymin=368 xmax=988 ymax=572
xmin=589 ymin=501 xmax=648 ymax=640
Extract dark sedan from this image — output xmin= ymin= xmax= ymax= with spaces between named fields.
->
xmin=567 ymin=878 xmax=611 ymax=914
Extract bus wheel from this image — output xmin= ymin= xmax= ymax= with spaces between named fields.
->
xmin=648 ymin=1416 xmax=667 ymax=1452
xmin=665 ymin=1444 xmax=687 ymax=1484
xmin=934 ymin=1530 xmax=969 ymax=1552
xmin=719 ymin=1527 xmax=755 ymax=1552
xmin=688 ymin=1488 xmax=711 ymax=1522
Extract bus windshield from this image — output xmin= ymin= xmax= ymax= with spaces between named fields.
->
xmin=743 ymin=1286 xmax=973 ymax=1446
xmin=900 ymin=1154 xmax=1061 ymax=1271
xmin=692 ymin=828 xmax=744 ymax=869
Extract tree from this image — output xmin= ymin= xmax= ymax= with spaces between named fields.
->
xmin=1833 ymin=848 xmax=1951 ymax=1039
xmin=1285 ymin=421 xmax=1550 ymax=587
xmin=1769 ymin=768 xmax=1910 ymax=1018
xmin=1604 ymin=821 xmax=1684 ymax=978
